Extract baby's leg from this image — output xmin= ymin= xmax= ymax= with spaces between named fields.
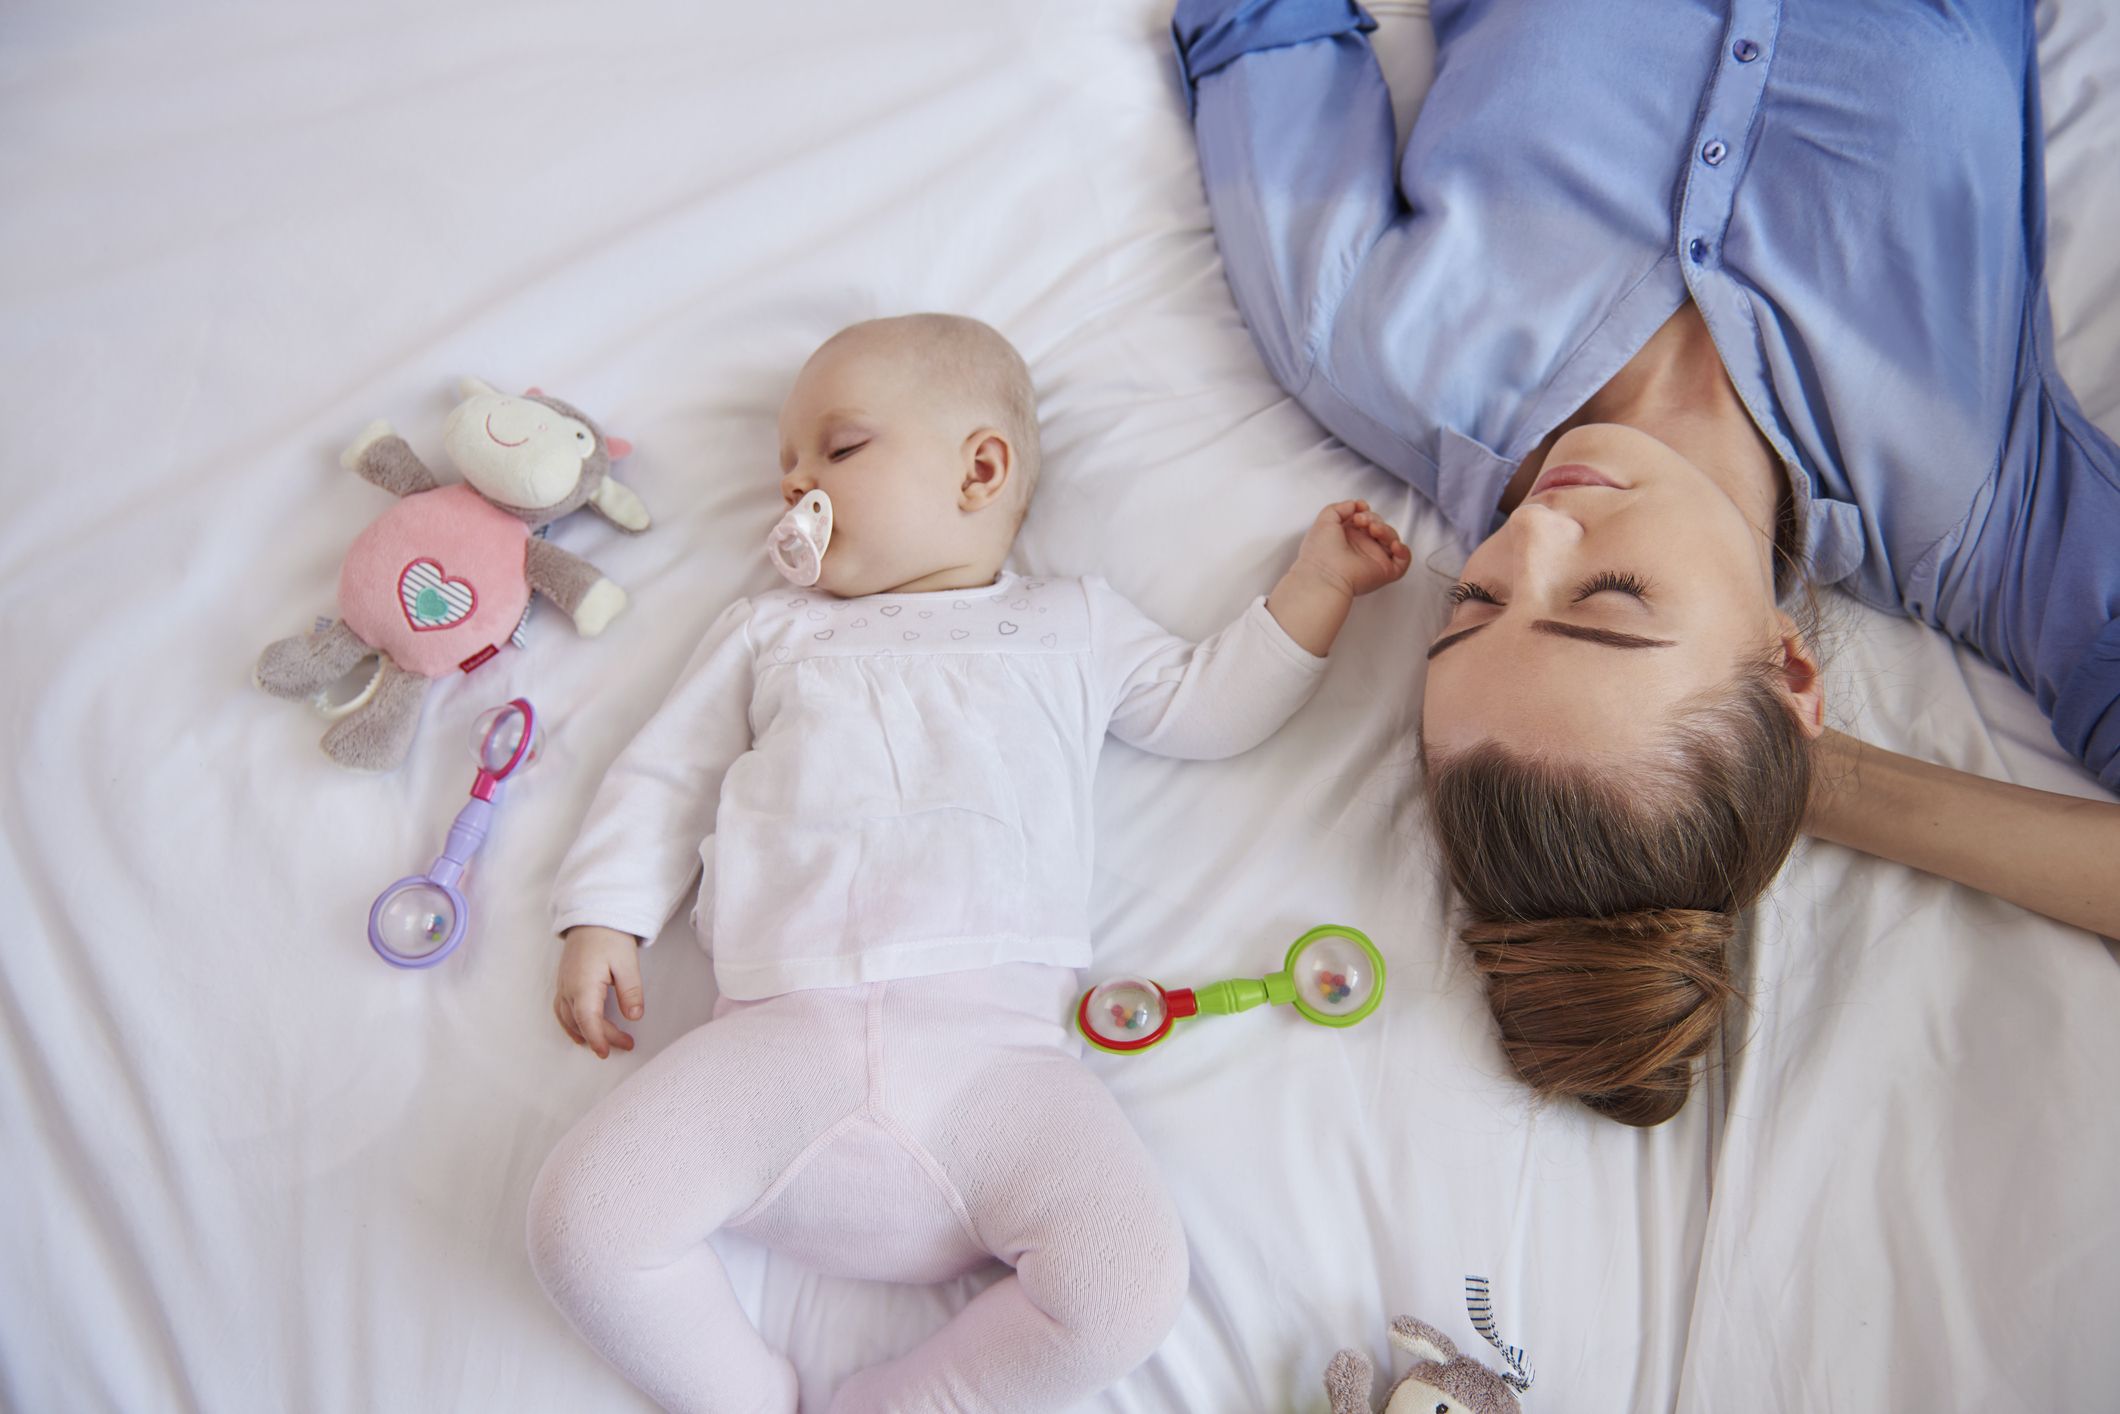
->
xmin=828 ymin=966 xmax=1189 ymax=1414
xmin=527 ymin=988 xmax=866 ymax=1414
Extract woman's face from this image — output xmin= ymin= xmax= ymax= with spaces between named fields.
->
xmin=1421 ymin=423 xmax=1810 ymax=759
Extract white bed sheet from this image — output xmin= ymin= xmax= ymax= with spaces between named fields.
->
xmin=1 ymin=2 xmax=2114 ymax=1410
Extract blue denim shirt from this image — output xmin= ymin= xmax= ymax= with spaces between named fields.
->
xmin=1173 ymin=0 xmax=2120 ymax=789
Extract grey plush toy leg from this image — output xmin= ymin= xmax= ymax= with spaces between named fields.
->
xmin=318 ymin=658 xmax=430 ymax=772
xmin=255 ymin=620 xmax=373 ymax=702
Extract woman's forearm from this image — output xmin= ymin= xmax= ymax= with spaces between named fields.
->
xmin=1174 ymin=0 xmax=1403 ymax=390
xmin=1805 ymin=728 xmax=2120 ymax=939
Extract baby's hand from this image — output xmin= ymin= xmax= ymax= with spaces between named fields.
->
xmin=553 ymin=924 xmax=644 ymax=1059
xmin=1294 ymin=500 xmax=1411 ymax=598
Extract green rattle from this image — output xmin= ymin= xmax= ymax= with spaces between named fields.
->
xmin=1075 ymin=925 xmax=1385 ymax=1055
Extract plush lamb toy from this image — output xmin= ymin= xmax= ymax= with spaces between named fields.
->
xmin=255 ymin=377 xmax=649 ymax=771
xmin=1325 ymin=1279 xmax=1534 ymax=1414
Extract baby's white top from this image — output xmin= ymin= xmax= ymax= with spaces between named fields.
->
xmin=552 ymin=572 xmax=1325 ymax=999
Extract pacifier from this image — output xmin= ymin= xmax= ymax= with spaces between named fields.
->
xmin=767 ymin=488 xmax=833 ymax=587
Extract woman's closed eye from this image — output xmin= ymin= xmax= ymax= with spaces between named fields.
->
xmin=1572 ymin=569 xmax=1651 ymax=603
xmin=1446 ymin=580 xmax=1501 ymax=607
xmin=1445 ymin=571 xmax=1649 ymax=611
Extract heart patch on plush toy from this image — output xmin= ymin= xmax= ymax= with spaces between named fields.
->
xmin=398 ymin=558 xmax=478 ymax=631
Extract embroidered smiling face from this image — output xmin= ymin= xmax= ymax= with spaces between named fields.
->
xmin=443 ymin=386 xmax=602 ymax=512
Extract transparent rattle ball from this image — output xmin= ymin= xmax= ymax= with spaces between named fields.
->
xmin=378 ymin=883 xmax=458 ymax=959
xmin=1083 ymin=977 xmax=1167 ymax=1046
xmin=472 ymin=704 xmax=541 ymax=776
xmin=1291 ymin=933 xmax=1377 ymax=1017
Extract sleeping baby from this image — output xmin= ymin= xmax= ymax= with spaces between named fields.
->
xmin=526 ymin=313 xmax=1409 ymax=1413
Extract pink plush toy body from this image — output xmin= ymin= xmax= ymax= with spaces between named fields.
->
xmin=338 ymin=484 xmax=532 ymax=679
xmin=255 ymin=377 xmax=650 ymax=771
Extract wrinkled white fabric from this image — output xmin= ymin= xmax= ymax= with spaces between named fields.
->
xmin=3 ymin=1 xmax=2117 ymax=1411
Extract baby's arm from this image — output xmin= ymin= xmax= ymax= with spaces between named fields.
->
xmin=550 ymin=598 xmax=756 ymax=1056
xmin=1092 ymin=502 xmax=1407 ymax=759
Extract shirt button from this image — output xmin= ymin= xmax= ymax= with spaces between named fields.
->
xmin=1733 ymin=38 xmax=1760 ymax=62
xmin=1688 ymin=237 xmax=1709 ymax=263
xmin=1702 ymin=139 xmax=1728 ymax=166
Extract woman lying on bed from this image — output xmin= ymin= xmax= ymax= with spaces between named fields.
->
xmin=1171 ymin=0 xmax=2120 ymax=1124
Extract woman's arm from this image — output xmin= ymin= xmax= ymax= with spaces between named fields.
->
xmin=1174 ymin=0 xmax=1406 ymax=389
xmin=1805 ymin=728 xmax=2120 ymax=939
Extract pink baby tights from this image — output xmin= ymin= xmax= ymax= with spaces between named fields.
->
xmin=526 ymin=963 xmax=1188 ymax=1413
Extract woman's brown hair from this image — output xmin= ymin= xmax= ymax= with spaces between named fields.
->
xmin=1425 ymin=661 xmax=1813 ymax=1125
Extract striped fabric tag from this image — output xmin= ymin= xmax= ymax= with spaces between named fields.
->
xmin=1466 ymin=1275 xmax=1534 ymax=1394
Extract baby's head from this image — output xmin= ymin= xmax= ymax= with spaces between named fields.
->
xmin=775 ymin=313 xmax=1040 ymax=597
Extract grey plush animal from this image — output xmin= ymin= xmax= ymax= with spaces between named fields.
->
xmin=1324 ymin=1280 xmax=1533 ymax=1414
xmin=255 ymin=377 xmax=649 ymax=771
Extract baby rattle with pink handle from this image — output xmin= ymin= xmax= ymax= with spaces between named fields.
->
xmin=367 ymin=699 xmax=542 ymax=968
xmin=1077 ymin=925 xmax=1385 ymax=1054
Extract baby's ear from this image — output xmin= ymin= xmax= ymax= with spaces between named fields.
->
xmin=959 ymin=428 xmax=1013 ymax=511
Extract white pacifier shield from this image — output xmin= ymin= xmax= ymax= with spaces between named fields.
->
xmin=768 ymin=489 xmax=833 ymax=587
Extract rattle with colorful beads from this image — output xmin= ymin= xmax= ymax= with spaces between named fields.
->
xmin=1076 ymin=925 xmax=1385 ymax=1054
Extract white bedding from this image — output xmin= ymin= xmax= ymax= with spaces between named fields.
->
xmin=2 ymin=2 xmax=2115 ymax=1410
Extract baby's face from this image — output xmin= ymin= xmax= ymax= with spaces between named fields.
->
xmin=776 ymin=335 xmax=1011 ymax=597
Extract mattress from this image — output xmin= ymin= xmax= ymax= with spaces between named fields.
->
xmin=1 ymin=1 xmax=2114 ymax=1409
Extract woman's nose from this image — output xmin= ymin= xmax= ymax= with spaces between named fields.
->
xmin=1514 ymin=500 xmax=1583 ymax=548
xmin=1499 ymin=501 xmax=1582 ymax=593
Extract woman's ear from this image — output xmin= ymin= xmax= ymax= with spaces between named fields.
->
xmin=1774 ymin=613 xmax=1826 ymax=738
xmin=959 ymin=429 xmax=1013 ymax=511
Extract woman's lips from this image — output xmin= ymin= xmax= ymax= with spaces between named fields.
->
xmin=1528 ymin=462 xmax=1622 ymax=497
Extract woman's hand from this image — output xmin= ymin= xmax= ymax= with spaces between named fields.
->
xmin=1806 ymin=728 xmax=2120 ymax=940
xmin=553 ymin=924 xmax=645 ymax=1058
xmin=1293 ymin=499 xmax=1413 ymax=598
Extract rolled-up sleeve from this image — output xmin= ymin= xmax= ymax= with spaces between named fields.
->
xmin=1171 ymin=0 xmax=1378 ymax=105
xmin=1170 ymin=0 xmax=1403 ymax=399
xmin=2052 ymin=622 xmax=2120 ymax=793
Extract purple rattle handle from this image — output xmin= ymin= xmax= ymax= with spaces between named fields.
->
xmin=430 ymin=793 xmax=496 ymax=889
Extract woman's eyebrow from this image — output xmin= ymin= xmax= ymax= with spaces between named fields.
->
xmin=1426 ymin=623 xmax=1490 ymax=660
xmin=1426 ymin=619 xmax=1674 ymax=661
xmin=1532 ymin=621 xmax=1674 ymax=649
